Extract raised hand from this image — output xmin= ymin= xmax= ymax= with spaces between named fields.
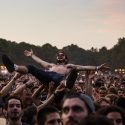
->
xmin=24 ymin=49 xmax=33 ymax=57
xmin=55 ymin=81 xmax=66 ymax=95
xmin=98 ymin=63 xmax=110 ymax=71
xmin=13 ymin=72 xmax=22 ymax=80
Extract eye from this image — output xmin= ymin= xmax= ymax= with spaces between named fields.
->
xmin=49 ymin=120 xmax=56 ymax=124
xmin=9 ymin=104 xmax=14 ymax=108
xmin=57 ymin=119 xmax=62 ymax=123
xmin=62 ymin=107 xmax=69 ymax=114
xmin=72 ymin=106 xmax=83 ymax=113
xmin=109 ymin=118 xmax=123 ymax=124
xmin=115 ymin=119 xmax=122 ymax=124
xmin=48 ymin=119 xmax=62 ymax=124
xmin=16 ymin=104 xmax=21 ymax=108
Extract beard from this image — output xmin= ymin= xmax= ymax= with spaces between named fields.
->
xmin=8 ymin=112 xmax=22 ymax=121
xmin=64 ymin=117 xmax=80 ymax=125
xmin=57 ymin=58 xmax=67 ymax=64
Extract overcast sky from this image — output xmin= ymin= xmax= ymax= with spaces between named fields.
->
xmin=0 ymin=0 xmax=125 ymax=50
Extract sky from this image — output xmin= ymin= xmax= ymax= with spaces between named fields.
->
xmin=0 ymin=0 xmax=125 ymax=50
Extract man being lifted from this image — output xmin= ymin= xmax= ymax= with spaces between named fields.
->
xmin=2 ymin=49 xmax=108 ymax=89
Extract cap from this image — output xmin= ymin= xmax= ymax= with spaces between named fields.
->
xmin=80 ymin=94 xmax=95 ymax=113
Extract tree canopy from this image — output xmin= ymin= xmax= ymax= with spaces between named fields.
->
xmin=0 ymin=37 xmax=125 ymax=70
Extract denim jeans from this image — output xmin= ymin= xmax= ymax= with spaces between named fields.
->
xmin=26 ymin=65 xmax=64 ymax=85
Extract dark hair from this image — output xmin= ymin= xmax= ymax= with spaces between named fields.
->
xmin=37 ymin=106 xmax=60 ymax=125
xmin=0 ymin=97 xmax=4 ymax=108
xmin=22 ymin=105 xmax=37 ymax=125
xmin=121 ymin=78 xmax=125 ymax=85
xmin=5 ymin=96 xmax=23 ymax=110
xmin=115 ymin=97 xmax=125 ymax=110
xmin=97 ymin=105 xmax=125 ymax=125
xmin=108 ymin=87 xmax=117 ymax=94
xmin=94 ymin=79 xmax=104 ymax=88
xmin=117 ymin=88 xmax=125 ymax=92
xmin=99 ymin=86 xmax=107 ymax=91
xmin=80 ymin=115 xmax=113 ymax=125
xmin=56 ymin=50 xmax=68 ymax=64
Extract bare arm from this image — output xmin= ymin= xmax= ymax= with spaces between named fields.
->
xmin=37 ymin=92 xmax=55 ymax=111
xmin=67 ymin=63 xmax=110 ymax=71
xmin=46 ymin=82 xmax=56 ymax=99
xmin=32 ymin=84 xmax=44 ymax=99
xmin=32 ymin=85 xmax=45 ymax=106
xmin=24 ymin=49 xmax=53 ymax=69
xmin=37 ymin=81 xmax=66 ymax=111
xmin=11 ymin=78 xmax=34 ymax=96
xmin=0 ymin=73 xmax=21 ymax=97
xmin=85 ymin=71 xmax=95 ymax=97
xmin=11 ymin=84 xmax=26 ymax=96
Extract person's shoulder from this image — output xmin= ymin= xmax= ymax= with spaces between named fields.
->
xmin=66 ymin=63 xmax=75 ymax=67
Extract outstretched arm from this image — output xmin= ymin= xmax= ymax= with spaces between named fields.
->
xmin=11 ymin=78 xmax=34 ymax=96
xmin=67 ymin=63 xmax=110 ymax=71
xmin=24 ymin=49 xmax=53 ymax=69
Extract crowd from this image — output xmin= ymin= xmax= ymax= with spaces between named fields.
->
xmin=0 ymin=49 xmax=125 ymax=125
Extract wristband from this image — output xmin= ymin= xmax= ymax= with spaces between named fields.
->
xmin=96 ymin=66 xmax=99 ymax=70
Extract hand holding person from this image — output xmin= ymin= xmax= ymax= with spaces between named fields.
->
xmin=54 ymin=80 xmax=66 ymax=96
xmin=47 ymin=81 xmax=66 ymax=98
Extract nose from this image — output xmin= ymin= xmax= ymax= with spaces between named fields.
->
xmin=13 ymin=106 xmax=18 ymax=110
xmin=66 ymin=109 xmax=75 ymax=118
xmin=13 ymin=105 xmax=19 ymax=110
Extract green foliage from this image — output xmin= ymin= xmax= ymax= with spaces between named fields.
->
xmin=0 ymin=37 xmax=125 ymax=70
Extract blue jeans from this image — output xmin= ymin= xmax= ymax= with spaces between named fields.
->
xmin=26 ymin=65 xmax=64 ymax=85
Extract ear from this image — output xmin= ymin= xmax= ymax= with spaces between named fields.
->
xmin=3 ymin=109 xmax=7 ymax=118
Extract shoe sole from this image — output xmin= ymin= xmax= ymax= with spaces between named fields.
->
xmin=2 ymin=55 xmax=14 ymax=72
xmin=65 ymin=68 xmax=78 ymax=89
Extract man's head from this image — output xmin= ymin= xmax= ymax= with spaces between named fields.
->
xmin=56 ymin=51 xmax=68 ymax=64
xmin=98 ymin=86 xmax=107 ymax=97
xmin=117 ymin=89 xmax=124 ymax=97
xmin=97 ymin=106 xmax=125 ymax=125
xmin=37 ymin=106 xmax=62 ymax=125
xmin=80 ymin=115 xmax=113 ymax=125
xmin=20 ymin=88 xmax=33 ymax=107
xmin=5 ymin=96 xmax=23 ymax=121
xmin=61 ymin=92 xmax=95 ymax=125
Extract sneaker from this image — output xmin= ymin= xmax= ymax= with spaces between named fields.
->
xmin=65 ymin=68 xmax=78 ymax=89
xmin=2 ymin=55 xmax=15 ymax=72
